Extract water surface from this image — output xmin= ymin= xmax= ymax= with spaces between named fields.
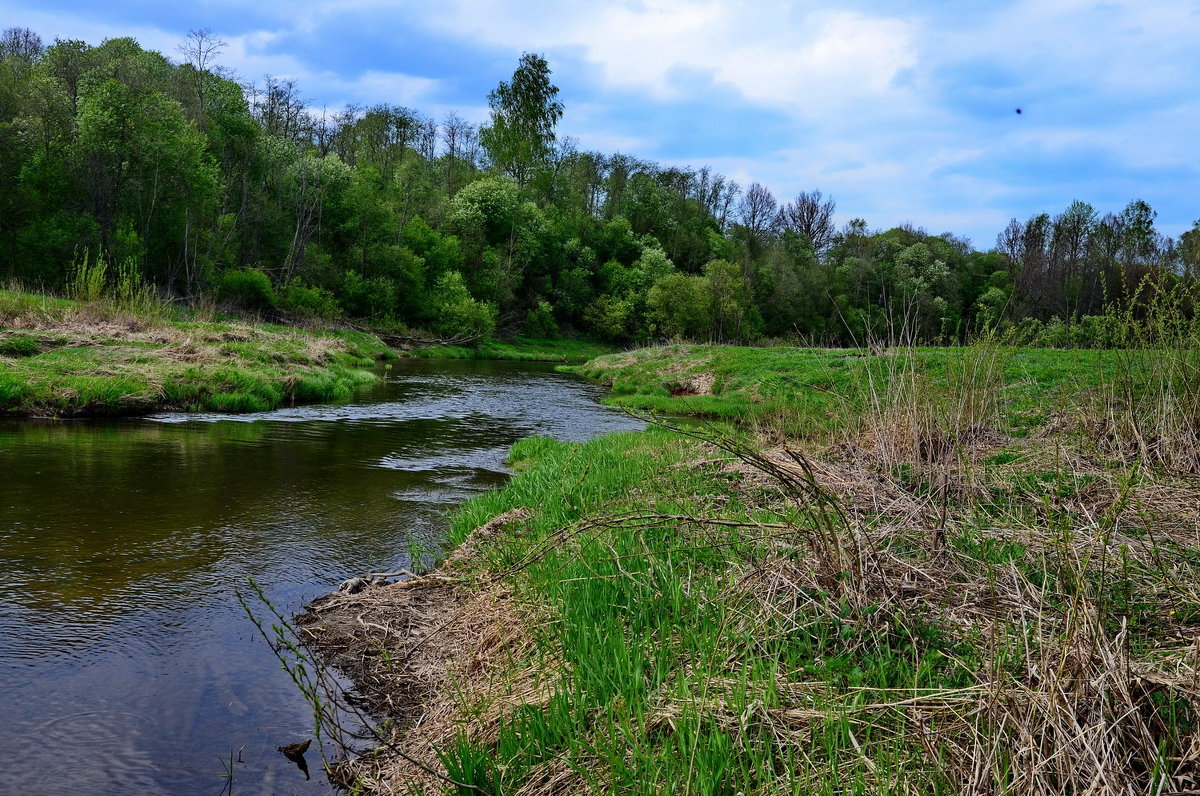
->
xmin=0 ymin=358 xmax=642 ymax=794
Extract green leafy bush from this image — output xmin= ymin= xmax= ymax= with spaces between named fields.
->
xmin=338 ymin=271 xmax=397 ymax=320
xmin=523 ymin=299 xmax=559 ymax=338
xmin=215 ymin=269 xmax=276 ymax=312
xmin=280 ymin=282 xmax=342 ymax=320
xmin=431 ymin=271 xmax=497 ymax=338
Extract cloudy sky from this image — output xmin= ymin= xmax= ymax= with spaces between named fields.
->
xmin=3 ymin=0 xmax=1198 ymax=248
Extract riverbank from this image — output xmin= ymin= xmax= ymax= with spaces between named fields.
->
xmin=0 ymin=289 xmax=392 ymax=416
xmin=300 ymin=336 xmax=1200 ymax=793
xmin=409 ymin=336 xmax=616 ymax=363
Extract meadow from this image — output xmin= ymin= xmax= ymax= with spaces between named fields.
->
xmin=299 ymin=303 xmax=1200 ymax=795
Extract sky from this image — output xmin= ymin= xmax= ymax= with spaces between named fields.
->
xmin=3 ymin=0 xmax=1199 ymax=249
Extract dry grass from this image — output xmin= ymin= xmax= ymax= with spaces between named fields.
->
xmin=293 ymin=328 xmax=1200 ymax=794
xmin=300 ymin=415 xmax=1200 ymax=794
xmin=298 ymin=509 xmax=558 ymax=794
xmin=733 ymin=430 xmax=1200 ymax=794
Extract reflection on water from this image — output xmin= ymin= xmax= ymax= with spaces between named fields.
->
xmin=0 ymin=358 xmax=642 ymax=795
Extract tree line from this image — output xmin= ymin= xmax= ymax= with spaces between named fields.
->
xmin=1 ymin=26 xmax=1196 ymax=344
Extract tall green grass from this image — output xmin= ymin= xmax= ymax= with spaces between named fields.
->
xmin=0 ymin=286 xmax=389 ymax=416
xmin=412 ymin=337 xmax=616 ymax=363
xmin=404 ymin=291 xmax=1200 ymax=794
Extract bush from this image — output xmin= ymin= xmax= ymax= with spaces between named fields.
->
xmin=215 ymin=268 xmax=276 ymax=312
xmin=583 ymin=294 xmax=635 ymax=342
xmin=339 ymin=271 xmax=398 ymax=320
xmin=647 ymin=272 xmax=711 ymax=339
xmin=524 ymin=300 xmax=559 ymax=338
xmin=70 ymin=249 xmax=108 ymax=302
xmin=431 ymin=271 xmax=497 ymax=338
xmin=280 ymin=282 xmax=342 ymax=320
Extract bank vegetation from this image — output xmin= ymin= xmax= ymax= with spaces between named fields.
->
xmin=0 ymin=285 xmax=389 ymax=416
xmin=287 ymin=292 xmax=1200 ymax=795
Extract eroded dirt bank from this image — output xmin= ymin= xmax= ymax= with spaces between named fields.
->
xmin=298 ymin=509 xmax=546 ymax=793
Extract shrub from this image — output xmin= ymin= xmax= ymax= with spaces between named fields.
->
xmin=524 ymin=299 xmax=559 ymax=338
xmin=280 ymin=282 xmax=342 ymax=320
xmin=338 ymin=271 xmax=397 ymax=320
xmin=69 ymin=249 xmax=108 ymax=302
xmin=215 ymin=268 xmax=276 ymax=312
xmin=431 ymin=271 xmax=496 ymax=338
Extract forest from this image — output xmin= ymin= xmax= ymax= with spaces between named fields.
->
xmin=1 ymin=26 xmax=1197 ymax=346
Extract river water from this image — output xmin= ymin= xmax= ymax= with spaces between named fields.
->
xmin=0 ymin=358 xmax=643 ymax=795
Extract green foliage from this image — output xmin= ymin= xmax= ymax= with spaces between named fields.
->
xmin=430 ymin=271 xmax=497 ymax=338
xmin=447 ymin=176 xmax=521 ymax=247
xmin=584 ymin=293 xmax=637 ymax=342
xmin=479 ymin=52 xmax=563 ymax=186
xmin=0 ymin=28 xmax=1191 ymax=348
xmin=411 ymin=336 xmax=613 ymax=362
xmin=703 ymin=258 xmax=761 ymax=341
xmin=523 ymin=299 xmax=559 ymax=338
xmin=215 ymin=268 xmax=276 ymax=311
xmin=647 ymin=272 xmax=711 ymax=338
xmin=339 ymin=271 xmax=396 ymax=319
xmin=69 ymin=248 xmax=107 ymax=301
xmin=403 ymin=217 xmax=464 ymax=278
xmin=279 ymin=282 xmax=342 ymax=320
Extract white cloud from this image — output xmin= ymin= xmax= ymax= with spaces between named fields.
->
xmin=713 ymin=11 xmax=917 ymax=115
xmin=5 ymin=0 xmax=1200 ymax=242
xmin=423 ymin=1 xmax=920 ymax=117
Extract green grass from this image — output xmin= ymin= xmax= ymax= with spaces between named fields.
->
xmin=430 ymin=431 xmax=986 ymax=793
xmin=359 ymin=326 xmax=1200 ymax=794
xmin=410 ymin=336 xmax=617 ymax=363
xmin=566 ymin=342 xmax=1189 ymax=442
xmin=0 ymin=288 xmax=392 ymax=416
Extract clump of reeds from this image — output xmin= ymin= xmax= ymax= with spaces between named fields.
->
xmin=69 ymin=248 xmax=108 ymax=303
xmin=1082 ymin=280 xmax=1200 ymax=473
xmin=848 ymin=332 xmax=1012 ymax=491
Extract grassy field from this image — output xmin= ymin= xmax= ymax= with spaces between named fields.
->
xmin=297 ymin=326 xmax=1200 ymax=794
xmin=568 ymin=342 xmax=1192 ymax=439
xmin=0 ymin=289 xmax=393 ymax=416
xmin=409 ymin=336 xmax=617 ymax=363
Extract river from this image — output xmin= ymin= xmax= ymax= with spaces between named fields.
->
xmin=0 ymin=358 xmax=643 ymax=795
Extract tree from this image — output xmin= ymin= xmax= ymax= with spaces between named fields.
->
xmin=177 ymin=28 xmax=226 ymax=132
xmin=430 ymin=270 xmax=496 ymax=337
xmin=73 ymin=77 xmax=217 ymax=286
xmin=1179 ymin=220 xmax=1200 ymax=283
xmin=647 ymin=272 xmax=710 ymax=338
xmin=736 ymin=182 xmax=778 ymax=259
xmin=479 ymin=53 xmax=563 ymax=187
xmin=41 ymin=38 xmax=93 ymax=118
xmin=440 ymin=110 xmax=477 ymax=193
xmin=0 ymin=27 xmax=43 ymax=68
xmin=248 ymin=75 xmax=306 ymax=140
xmin=779 ymin=190 xmax=836 ymax=256
xmin=704 ymin=259 xmax=759 ymax=341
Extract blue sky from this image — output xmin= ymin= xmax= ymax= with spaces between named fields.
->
xmin=3 ymin=0 xmax=1198 ymax=249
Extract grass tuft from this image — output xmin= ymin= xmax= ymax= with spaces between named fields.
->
xmin=0 ymin=286 xmax=394 ymax=416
